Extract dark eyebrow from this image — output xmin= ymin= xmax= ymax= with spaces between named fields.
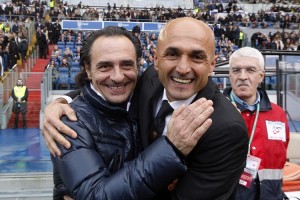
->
xmin=164 ymin=47 xmax=207 ymax=57
xmin=96 ymin=60 xmax=135 ymax=67
xmin=120 ymin=59 xmax=135 ymax=65
xmin=121 ymin=59 xmax=134 ymax=64
xmin=96 ymin=61 xmax=112 ymax=67
xmin=190 ymin=50 xmax=207 ymax=58
xmin=164 ymin=47 xmax=179 ymax=53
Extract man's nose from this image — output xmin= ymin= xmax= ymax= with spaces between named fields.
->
xmin=110 ymin=66 xmax=124 ymax=82
xmin=176 ymin=55 xmax=191 ymax=74
xmin=239 ymin=69 xmax=249 ymax=79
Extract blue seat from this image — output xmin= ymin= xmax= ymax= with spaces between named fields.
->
xmin=268 ymin=22 xmax=274 ymax=28
xmin=58 ymin=67 xmax=69 ymax=76
xmin=71 ymin=62 xmax=80 ymax=67
xmin=57 ymin=44 xmax=65 ymax=50
xmin=69 ymin=68 xmax=81 ymax=89
xmin=56 ymin=73 xmax=70 ymax=90
xmin=74 ymin=44 xmax=82 ymax=48
xmin=66 ymin=41 xmax=74 ymax=45
xmin=73 ymin=56 xmax=80 ymax=61
xmin=70 ymin=67 xmax=80 ymax=74
xmin=57 ymin=41 xmax=65 ymax=46
xmin=65 ymin=44 xmax=74 ymax=50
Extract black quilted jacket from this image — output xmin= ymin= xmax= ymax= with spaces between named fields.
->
xmin=52 ymin=83 xmax=187 ymax=200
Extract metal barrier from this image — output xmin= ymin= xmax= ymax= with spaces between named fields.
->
xmin=0 ymin=65 xmax=18 ymax=129
xmin=0 ymin=47 xmax=39 ymax=129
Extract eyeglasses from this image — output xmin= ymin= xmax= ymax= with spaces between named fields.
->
xmin=231 ymin=66 xmax=262 ymax=75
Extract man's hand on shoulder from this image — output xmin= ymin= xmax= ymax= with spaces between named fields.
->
xmin=42 ymin=98 xmax=77 ymax=156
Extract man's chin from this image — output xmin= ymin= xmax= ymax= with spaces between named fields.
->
xmin=235 ymin=91 xmax=250 ymax=99
xmin=106 ymin=95 xmax=130 ymax=104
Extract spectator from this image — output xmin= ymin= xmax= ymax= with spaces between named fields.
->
xmin=19 ymin=33 xmax=28 ymax=61
xmin=4 ymin=23 xmax=10 ymax=33
xmin=45 ymin=60 xmax=59 ymax=89
xmin=223 ymin=47 xmax=290 ymax=200
xmin=1 ymin=44 xmax=9 ymax=72
xmin=274 ymin=35 xmax=284 ymax=50
xmin=53 ymin=19 xmax=62 ymax=44
xmin=62 ymin=47 xmax=73 ymax=62
xmin=132 ymin=23 xmax=141 ymax=37
xmin=59 ymin=58 xmax=70 ymax=70
xmin=251 ymin=31 xmax=259 ymax=48
xmin=8 ymin=33 xmax=20 ymax=69
xmin=0 ymin=46 xmax=3 ymax=77
xmin=36 ymin=27 xmax=47 ymax=59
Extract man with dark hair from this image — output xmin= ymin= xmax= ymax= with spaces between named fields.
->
xmin=8 ymin=33 xmax=20 ymax=69
xmin=36 ymin=27 xmax=47 ymax=59
xmin=49 ymin=26 xmax=214 ymax=199
xmin=132 ymin=23 xmax=141 ymax=37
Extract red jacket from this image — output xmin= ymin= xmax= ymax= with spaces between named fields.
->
xmin=224 ymin=87 xmax=290 ymax=200
xmin=242 ymin=102 xmax=289 ymax=171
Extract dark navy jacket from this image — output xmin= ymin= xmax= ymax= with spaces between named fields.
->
xmin=52 ymin=83 xmax=187 ymax=200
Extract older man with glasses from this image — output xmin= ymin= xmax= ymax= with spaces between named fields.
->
xmin=223 ymin=47 xmax=290 ymax=200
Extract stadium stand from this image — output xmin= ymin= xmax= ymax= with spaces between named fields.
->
xmin=0 ymin=0 xmax=300 ymax=198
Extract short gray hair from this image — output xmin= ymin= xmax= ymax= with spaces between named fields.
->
xmin=229 ymin=47 xmax=264 ymax=70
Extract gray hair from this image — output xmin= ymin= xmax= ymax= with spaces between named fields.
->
xmin=229 ymin=47 xmax=264 ymax=70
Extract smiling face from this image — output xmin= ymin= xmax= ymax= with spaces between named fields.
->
xmin=86 ymin=36 xmax=138 ymax=104
xmin=154 ymin=18 xmax=217 ymax=102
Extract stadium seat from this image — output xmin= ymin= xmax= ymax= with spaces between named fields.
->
xmin=57 ymin=67 xmax=69 ymax=77
xmin=57 ymin=41 xmax=65 ymax=46
xmin=69 ymin=68 xmax=81 ymax=89
xmin=70 ymin=66 xmax=80 ymax=74
xmin=57 ymin=44 xmax=65 ymax=50
xmin=66 ymin=41 xmax=74 ymax=45
xmin=71 ymin=62 xmax=80 ymax=67
xmin=65 ymin=44 xmax=74 ymax=50
xmin=56 ymin=73 xmax=70 ymax=90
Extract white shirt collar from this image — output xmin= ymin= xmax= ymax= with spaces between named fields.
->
xmin=90 ymin=82 xmax=106 ymax=101
xmin=158 ymin=89 xmax=197 ymax=112
xmin=90 ymin=82 xmax=131 ymax=111
xmin=156 ymin=89 xmax=197 ymax=136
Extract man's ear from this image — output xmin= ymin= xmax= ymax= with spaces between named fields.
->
xmin=259 ymin=70 xmax=265 ymax=83
xmin=85 ymin=64 xmax=91 ymax=79
xmin=153 ymin=49 xmax=158 ymax=71
xmin=209 ymin=55 xmax=218 ymax=75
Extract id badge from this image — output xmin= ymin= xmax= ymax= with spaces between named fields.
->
xmin=239 ymin=155 xmax=261 ymax=188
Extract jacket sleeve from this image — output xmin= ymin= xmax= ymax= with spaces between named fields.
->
xmin=53 ymin=118 xmax=187 ymax=200
xmin=11 ymin=88 xmax=17 ymax=101
xmin=51 ymin=155 xmax=72 ymax=200
xmin=65 ymin=89 xmax=81 ymax=100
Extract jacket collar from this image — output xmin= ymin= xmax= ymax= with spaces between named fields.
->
xmin=223 ymin=87 xmax=272 ymax=112
xmin=81 ymin=84 xmax=128 ymax=119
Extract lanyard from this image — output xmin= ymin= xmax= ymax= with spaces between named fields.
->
xmin=230 ymin=93 xmax=260 ymax=154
